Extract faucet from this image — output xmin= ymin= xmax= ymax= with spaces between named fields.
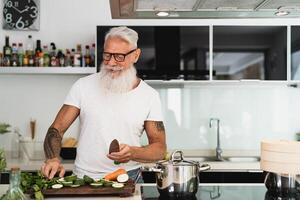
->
xmin=209 ymin=118 xmax=222 ymax=161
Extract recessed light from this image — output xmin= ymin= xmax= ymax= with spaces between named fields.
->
xmin=275 ymin=10 xmax=290 ymax=16
xmin=156 ymin=11 xmax=169 ymax=17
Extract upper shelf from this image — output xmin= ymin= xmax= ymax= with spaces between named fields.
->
xmin=0 ymin=67 xmax=97 ymax=75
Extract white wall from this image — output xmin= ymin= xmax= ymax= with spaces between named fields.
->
xmin=1 ymin=0 xmax=300 ymax=151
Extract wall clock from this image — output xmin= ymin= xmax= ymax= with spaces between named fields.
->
xmin=3 ymin=0 xmax=40 ymax=30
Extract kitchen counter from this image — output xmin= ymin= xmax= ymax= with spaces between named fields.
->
xmin=0 ymin=184 xmax=143 ymax=200
xmin=1 ymin=183 xmax=283 ymax=200
xmin=5 ymin=149 xmax=261 ymax=172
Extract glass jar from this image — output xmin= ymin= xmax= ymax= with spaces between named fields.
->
xmin=6 ymin=167 xmax=27 ymax=200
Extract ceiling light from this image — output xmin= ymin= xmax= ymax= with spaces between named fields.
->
xmin=275 ymin=10 xmax=290 ymax=16
xmin=156 ymin=11 xmax=169 ymax=17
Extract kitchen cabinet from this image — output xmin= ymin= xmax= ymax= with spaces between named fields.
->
xmin=97 ymin=26 xmax=210 ymax=80
xmin=291 ymin=26 xmax=300 ymax=80
xmin=142 ymin=171 xmax=265 ymax=184
xmin=213 ymin=26 xmax=287 ymax=81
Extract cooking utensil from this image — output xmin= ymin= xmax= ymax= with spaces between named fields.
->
xmin=147 ymin=150 xmax=210 ymax=198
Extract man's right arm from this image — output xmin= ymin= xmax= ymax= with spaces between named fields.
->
xmin=42 ymin=104 xmax=80 ymax=179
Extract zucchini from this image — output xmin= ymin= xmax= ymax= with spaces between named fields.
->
xmin=70 ymin=184 xmax=80 ymax=188
xmin=112 ymin=183 xmax=124 ymax=188
xmin=51 ymin=184 xmax=63 ymax=189
xmin=90 ymin=182 xmax=103 ymax=187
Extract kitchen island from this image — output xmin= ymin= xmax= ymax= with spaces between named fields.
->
xmin=1 ymin=183 xmax=286 ymax=200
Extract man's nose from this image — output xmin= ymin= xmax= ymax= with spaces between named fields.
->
xmin=106 ymin=56 xmax=118 ymax=66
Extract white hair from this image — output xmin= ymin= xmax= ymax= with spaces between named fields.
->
xmin=104 ymin=26 xmax=138 ymax=48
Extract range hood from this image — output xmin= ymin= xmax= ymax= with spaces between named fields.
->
xmin=110 ymin=0 xmax=300 ymax=19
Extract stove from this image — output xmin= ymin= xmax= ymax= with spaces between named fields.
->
xmin=140 ymin=184 xmax=300 ymax=200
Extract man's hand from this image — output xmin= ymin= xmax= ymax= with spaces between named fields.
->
xmin=107 ymin=144 xmax=133 ymax=163
xmin=41 ymin=158 xmax=65 ymax=179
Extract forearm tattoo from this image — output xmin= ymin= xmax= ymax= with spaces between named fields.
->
xmin=44 ymin=127 xmax=62 ymax=159
xmin=155 ymin=121 xmax=165 ymax=132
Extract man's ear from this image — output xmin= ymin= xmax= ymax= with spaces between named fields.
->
xmin=134 ymin=48 xmax=141 ymax=63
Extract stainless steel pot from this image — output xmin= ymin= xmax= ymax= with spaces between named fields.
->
xmin=150 ymin=150 xmax=210 ymax=198
xmin=264 ymin=172 xmax=300 ymax=197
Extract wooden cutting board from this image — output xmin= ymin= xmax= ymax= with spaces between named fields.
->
xmin=42 ymin=180 xmax=135 ymax=197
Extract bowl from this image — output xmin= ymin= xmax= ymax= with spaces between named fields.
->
xmin=60 ymin=147 xmax=76 ymax=160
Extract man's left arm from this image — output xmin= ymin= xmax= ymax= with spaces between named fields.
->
xmin=107 ymin=120 xmax=167 ymax=163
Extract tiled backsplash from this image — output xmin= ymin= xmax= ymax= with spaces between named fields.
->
xmin=141 ymin=83 xmax=300 ymax=151
xmin=1 ymin=76 xmax=299 ymax=153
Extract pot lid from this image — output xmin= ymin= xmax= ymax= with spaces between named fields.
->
xmin=157 ymin=150 xmax=199 ymax=166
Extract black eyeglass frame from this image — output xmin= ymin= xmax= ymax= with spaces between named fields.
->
xmin=102 ymin=48 xmax=137 ymax=62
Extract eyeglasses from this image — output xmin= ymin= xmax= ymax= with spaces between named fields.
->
xmin=102 ymin=48 xmax=137 ymax=62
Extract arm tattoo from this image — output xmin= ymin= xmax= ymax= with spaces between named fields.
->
xmin=44 ymin=127 xmax=62 ymax=159
xmin=155 ymin=121 xmax=165 ymax=132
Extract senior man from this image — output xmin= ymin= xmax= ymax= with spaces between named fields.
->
xmin=41 ymin=26 xmax=167 ymax=181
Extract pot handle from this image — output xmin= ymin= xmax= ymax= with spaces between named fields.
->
xmin=171 ymin=150 xmax=184 ymax=162
xmin=199 ymin=163 xmax=211 ymax=171
xmin=141 ymin=166 xmax=163 ymax=173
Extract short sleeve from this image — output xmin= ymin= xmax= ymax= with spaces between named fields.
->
xmin=146 ymin=92 xmax=163 ymax=121
xmin=64 ymin=79 xmax=82 ymax=109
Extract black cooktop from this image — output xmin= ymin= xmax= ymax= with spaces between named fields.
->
xmin=141 ymin=184 xmax=300 ymax=200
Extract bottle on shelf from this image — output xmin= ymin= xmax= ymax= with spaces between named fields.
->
xmin=50 ymin=42 xmax=58 ymax=66
xmin=91 ymin=43 xmax=95 ymax=67
xmin=18 ymin=43 xmax=24 ymax=67
xmin=3 ymin=36 xmax=12 ymax=67
xmin=70 ymin=48 xmax=75 ymax=66
xmin=57 ymin=49 xmax=65 ymax=67
xmin=0 ymin=53 xmax=3 ymax=66
xmin=84 ymin=45 xmax=91 ymax=67
xmin=43 ymin=45 xmax=50 ymax=67
xmin=26 ymin=35 xmax=34 ymax=67
xmin=11 ymin=43 xmax=18 ymax=67
xmin=73 ymin=44 xmax=82 ymax=67
xmin=25 ymin=35 xmax=34 ymax=57
xmin=64 ymin=49 xmax=72 ymax=67
xmin=34 ymin=40 xmax=43 ymax=67
xmin=3 ymin=36 xmax=12 ymax=58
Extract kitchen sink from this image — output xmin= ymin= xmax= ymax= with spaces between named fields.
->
xmin=189 ymin=156 xmax=260 ymax=162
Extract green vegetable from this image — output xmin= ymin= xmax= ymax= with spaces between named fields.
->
xmin=64 ymin=175 xmax=77 ymax=182
xmin=0 ymin=123 xmax=10 ymax=134
xmin=74 ymin=178 xmax=85 ymax=186
xmin=34 ymin=191 xmax=44 ymax=200
xmin=0 ymin=149 xmax=6 ymax=172
xmin=83 ymin=175 xmax=94 ymax=184
xmin=103 ymin=180 xmax=114 ymax=187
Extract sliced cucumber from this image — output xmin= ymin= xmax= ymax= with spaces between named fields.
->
xmin=90 ymin=182 xmax=103 ymax=187
xmin=61 ymin=181 xmax=73 ymax=186
xmin=112 ymin=183 xmax=124 ymax=188
xmin=117 ymin=174 xmax=129 ymax=183
xmin=52 ymin=184 xmax=63 ymax=189
xmin=58 ymin=177 xmax=65 ymax=182
xmin=70 ymin=184 xmax=80 ymax=188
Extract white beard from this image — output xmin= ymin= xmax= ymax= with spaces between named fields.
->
xmin=99 ymin=63 xmax=137 ymax=93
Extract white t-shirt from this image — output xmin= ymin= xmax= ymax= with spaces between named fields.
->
xmin=64 ymin=73 xmax=163 ymax=179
